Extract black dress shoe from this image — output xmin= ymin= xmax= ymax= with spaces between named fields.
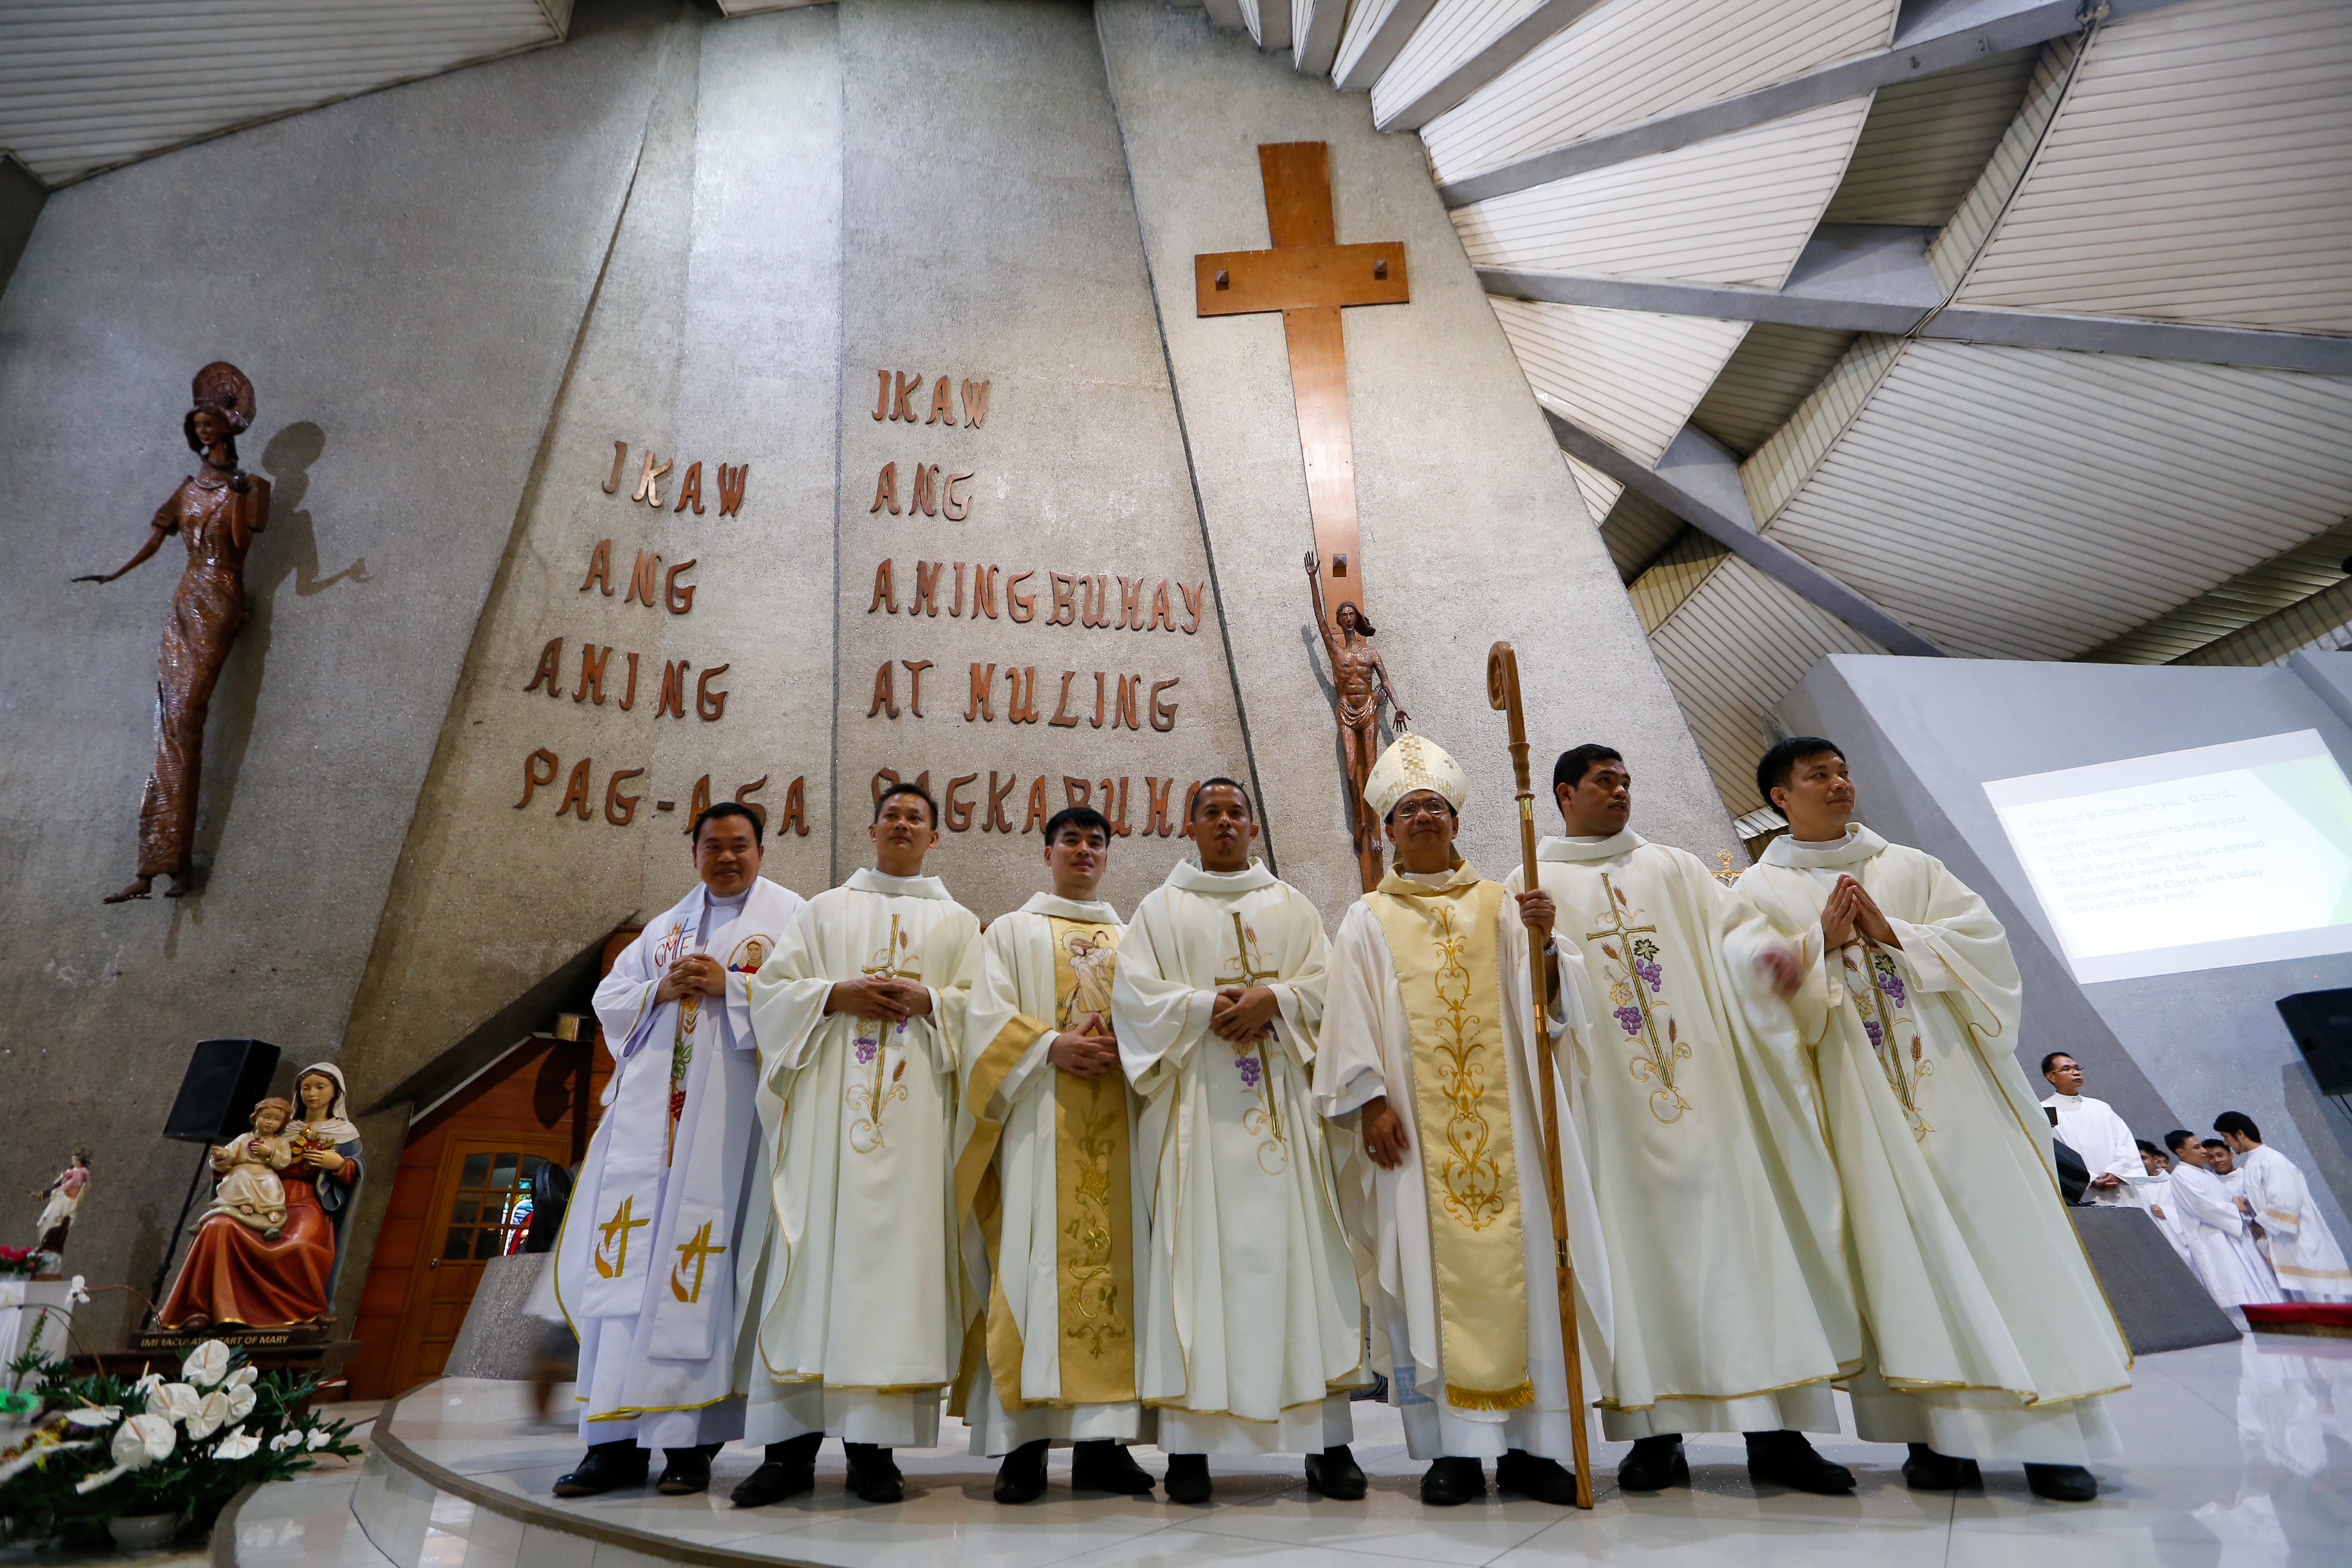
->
xmin=655 ymin=1444 xmax=723 ymax=1496
xmin=1305 ymin=1444 xmax=1366 ymax=1500
xmin=1163 ymin=1453 xmax=1212 ymax=1504
xmin=994 ymin=1440 xmax=1050 ymax=1504
xmin=1617 ymin=1434 xmax=1687 ymax=1492
xmin=1902 ymin=1444 xmax=1981 ymax=1492
xmin=2024 ymin=1464 xmax=2097 ymax=1502
xmin=730 ymin=1434 xmax=821 ymax=1507
xmin=843 ymin=1442 xmax=904 ymax=1504
xmin=1744 ymin=1431 xmax=1855 ymax=1495
xmin=1069 ymin=1440 xmax=1157 ymax=1495
xmin=1496 ymin=1449 xmax=1579 ymax=1505
xmin=1420 ymin=1456 xmax=1486 ymax=1505
xmin=552 ymin=1439 xmax=649 ymax=1498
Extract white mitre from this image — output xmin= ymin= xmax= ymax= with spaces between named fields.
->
xmin=1363 ymin=731 xmax=1468 ymax=818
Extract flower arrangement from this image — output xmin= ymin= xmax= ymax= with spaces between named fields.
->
xmin=0 ymin=1247 xmax=37 ymax=1278
xmin=0 ymin=1331 xmax=358 ymax=1548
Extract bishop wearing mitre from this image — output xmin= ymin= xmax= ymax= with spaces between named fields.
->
xmin=953 ymin=804 xmax=1159 ymax=1504
xmin=736 ymin=784 xmax=982 ymax=1507
xmin=1734 ymin=738 xmax=2129 ymax=1503
xmin=1315 ymin=735 xmax=1611 ymax=1507
xmin=551 ymin=803 xmax=805 ymax=1500
xmin=1505 ymin=745 xmax=1860 ymax=1496
xmin=1112 ymin=779 xmax=1369 ymax=1504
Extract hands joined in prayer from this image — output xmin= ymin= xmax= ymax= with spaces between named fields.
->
xmin=1211 ymin=985 xmax=1279 ymax=1048
xmin=1821 ymin=874 xmax=1899 ymax=950
xmin=825 ymin=977 xmax=933 ymax=1021
xmin=1360 ymin=1094 xmax=1410 ymax=1170
xmin=656 ymin=954 xmax=729 ymax=1005
xmin=1049 ymin=1012 xmax=1121 ymax=1079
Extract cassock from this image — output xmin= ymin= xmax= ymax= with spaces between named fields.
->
xmin=1735 ymin=826 xmax=2130 ymax=1465
xmin=1505 ymin=831 xmax=1857 ymax=1439
xmin=2039 ymin=1093 xmax=2141 ymax=1206
xmin=554 ymin=875 xmax=805 ymax=1450
xmin=2239 ymin=1145 xmax=2352 ymax=1302
xmin=1112 ymin=858 xmax=1366 ymax=1455
xmin=2127 ymin=1170 xmax=2194 ymax=1264
xmin=1316 ymin=861 xmax=1612 ymax=1464
xmin=743 ymin=868 xmax=981 ymax=1447
xmin=2169 ymin=1162 xmax=2280 ymax=1309
xmin=953 ymin=892 xmax=1152 ymax=1454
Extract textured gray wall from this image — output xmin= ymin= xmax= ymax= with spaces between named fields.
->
xmin=1783 ymin=653 xmax=2352 ymax=1244
xmin=1098 ymin=0 xmax=1738 ymax=920
xmin=0 ymin=0 xmax=673 ymax=1342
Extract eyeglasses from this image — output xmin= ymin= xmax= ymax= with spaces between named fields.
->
xmin=1391 ymin=799 xmax=1453 ymax=821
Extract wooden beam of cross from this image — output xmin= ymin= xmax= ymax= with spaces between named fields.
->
xmin=1195 ymin=142 xmax=1408 ymax=620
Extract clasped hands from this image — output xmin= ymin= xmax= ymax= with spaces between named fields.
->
xmin=655 ymin=954 xmax=729 ymax=1005
xmin=1821 ymin=874 xmax=1899 ymax=950
xmin=1050 ymin=1012 xmax=1120 ymax=1080
xmin=823 ymin=976 xmax=933 ymax=1021
xmin=1211 ymin=985 xmax=1280 ymax=1051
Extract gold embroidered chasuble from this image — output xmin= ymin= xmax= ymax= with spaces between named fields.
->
xmin=1733 ymin=826 xmax=2132 ymax=1462
xmin=1361 ymin=868 xmax=1530 ymax=1409
xmin=954 ymin=895 xmax=1141 ymax=1414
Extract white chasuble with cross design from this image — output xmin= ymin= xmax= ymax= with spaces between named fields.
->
xmin=741 ymin=868 xmax=980 ymax=1447
xmin=950 ymin=893 xmax=1154 ymax=1456
xmin=1506 ymin=832 xmax=1857 ymax=1440
xmin=1734 ymin=825 xmax=2130 ymax=1464
xmin=1315 ymin=863 xmax=1614 ymax=1464
xmin=553 ymin=874 xmax=804 ymax=1448
xmin=1113 ymin=859 xmax=1367 ymax=1457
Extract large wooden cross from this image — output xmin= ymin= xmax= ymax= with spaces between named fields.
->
xmin=1195 ymin=142 xmax=1408 ymax=620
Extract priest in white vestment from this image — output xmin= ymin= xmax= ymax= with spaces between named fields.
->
xmin=1502 ymin=745 xmax=1860 ymax=1496
xmin=1315 ymin=735 xmax=1611 ymax=1507
xmin=1112 ymin=778 xmax=1368 ymax=1504
xmin=2039 ymin=1055 xmax=2141 ymax=1206
xmin=735 ymin=783 xmax=982 ymax=1506
xmin=1735 ymin=738 xmax=2129 ymax=1502
xmin=551 ymin=803 xmax=805 ymax=1499
xmin=953 ymin=804 xmax=1158 ymax=1503
xmin=2216 ymin=1113 xmax=2352 ymax=1302
xmin=2164 ymin=1130 xmax=2280 ymax=1310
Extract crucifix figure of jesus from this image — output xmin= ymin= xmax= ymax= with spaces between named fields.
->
xmin=1197 ymin=141 xmax=1409 ymax=892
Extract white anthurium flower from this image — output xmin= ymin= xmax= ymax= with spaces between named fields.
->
xmin=2 ymin=1438 xmax=93 ymax=1484
xmin=64 ymin=1276 xmax=90 ymax=1305
xmin=269 ymin=1431 xmax=304 ymax=1452
xmin=226 ymin=1366 xmax=257 ymax=1391
xmin=130 ymin=1373 xmax=164 ymax=1398
xmin=74 ymin=1464 xmax=128 ymax=1494
xmin=146 ymin=1382 xmax=201 ymax=1425
xmin=304 ymin=1427 xmax=335 ymax=1451
xmin=62 ymin=1406 xmax=122 ymax=1429
xmin=223 ymin=1384 xmax=257 ymax=1422
xmin=186 ymin=1389 xmax=230 ymax=1440
xmin=213 ymin=1427 xmax=260 ymax=1460
xmin=113 ymin=1413 xmax=176 ymax=1469
xmin=181 ymin=1339 xmax=231 ymax=1389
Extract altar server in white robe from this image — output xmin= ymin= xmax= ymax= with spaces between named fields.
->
xmin=1734 ymin=738 xmax=2129 ymax=1503
xmin=2039 ymin=1055 xmax=2141 ymax=1206
xmin=551 ymin=803 xmax=805 ymax=1499
xmin=1315 ymin=736 xmax=1611 ymax=1508
xmin=1503 ymin=745 xmax=1860 ymax=1497
xmin=2133 ymin=1141 xmax=2194 ymax=1264
xmin=2216 ymin=1113 xmax=2352 ymax=1302
xmin=2164 ymin=1130 xmax=2280 ymax=1309
xmin=1113 ymin=778 xmax=1369 ymax=1504
xmin=734 ymin=783 xmax=982 ymax=1507
xmin=952 ymin=805 xmax=1158 ymax=1504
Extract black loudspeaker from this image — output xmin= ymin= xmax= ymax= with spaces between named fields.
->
xmin=162 ymin=1038 xmax=282 ymax=1142
xmin=2275 ymin=990 xmax=2352 ymax=1096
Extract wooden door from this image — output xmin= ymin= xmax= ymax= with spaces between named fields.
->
xmin=382 ymin=1131 xmax=572 ymax=1396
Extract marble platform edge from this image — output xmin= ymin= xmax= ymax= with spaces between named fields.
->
xmin=357 ymin=1387 xmax=829 ymax=1568
xmin=211 ymin=1479 xmax=262 ymax=1568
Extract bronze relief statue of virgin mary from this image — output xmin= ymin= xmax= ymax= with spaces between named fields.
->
xmin=76 ymin=362 xmax=270 ymax=902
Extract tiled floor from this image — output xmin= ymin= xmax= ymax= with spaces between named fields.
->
xmin=240 ymin=1334 xmax=2351 ymax=1568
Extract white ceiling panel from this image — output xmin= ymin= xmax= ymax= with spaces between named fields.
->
xmin=1333 ymin=0 xmax=1408 ymax=84
xmin=1452 ymin=95 xmax=1870 ymax=286
xmin=1491 ymin=299 xmax=1750 ymax=468
xmin=1418 ymin=0 xmax=1896 ymax=186
xmin=1369 ymin=0 xmax=1542 ymax=125
xmin=1820 ymin=44 xmax=2039 ymax=227
xmin=1954 ymin=0 xmax=2352 ymax=333
xmin=1765 ymin=340 xmax=2352 ymax=661
xmin=0 ymin=0 xmax=567 ymax=186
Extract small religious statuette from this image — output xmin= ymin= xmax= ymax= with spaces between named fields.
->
xmin=32 ymin=1152 xmax=90 ymax=1262
xmin=1306 ymin=549 xmax=1408 ymax=892
xmin=75 ymin=362 xmax=272 ymax=903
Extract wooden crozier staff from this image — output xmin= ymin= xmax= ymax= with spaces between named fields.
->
xmin=1487 ymin=642 xmax=1594 ymax=1509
